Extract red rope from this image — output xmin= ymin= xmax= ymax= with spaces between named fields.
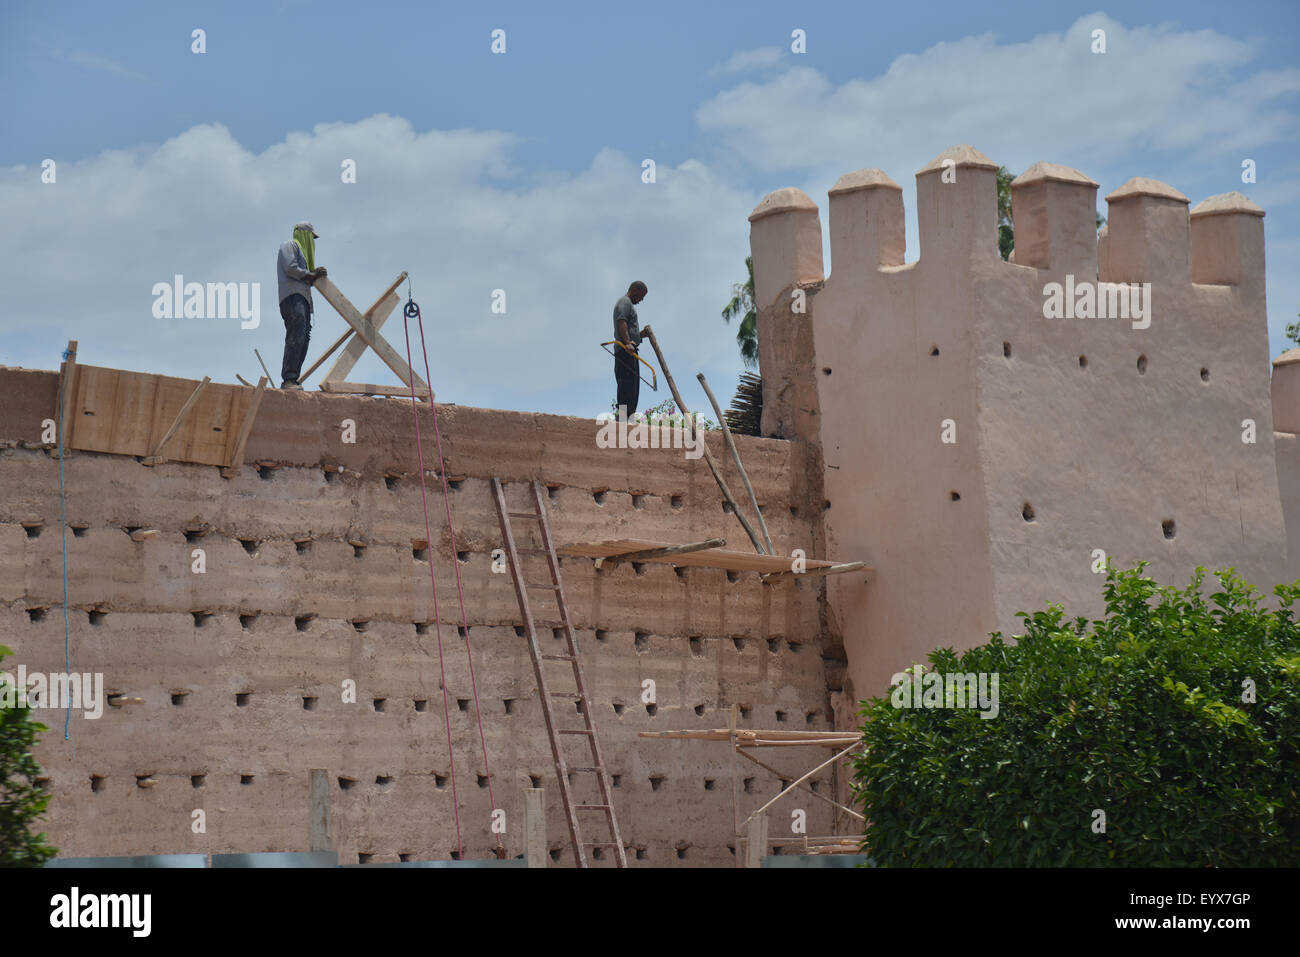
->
xmin=402 ymin=299 xmax=504 ymax=859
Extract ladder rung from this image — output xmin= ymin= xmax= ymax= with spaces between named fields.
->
xmin=558 ymin=728 xmax=594 ymax=735
xmin=541 ymin=654 xmax=575 ymax=661
xmin=508 ymin=511 xmax=541 ymax=520
xmin=517 ymin=547 xmax=551 ymax=555
xmin=534 ymin=619 xmax=568 ymax=627
xmin=568 ymin=767 xmax=600 ymax=772
xmin=583 ymin=842 xmax=620 ymax=848
xmin=574 ymin=804 xmax=611 ymax=811
xmin=549 ymin=691 xmax=583 ymax=698
xmin=526 ymin=582 xmax=560 ymax=590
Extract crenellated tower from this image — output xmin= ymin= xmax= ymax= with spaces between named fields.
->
xmin=750 ymin=146 xmax=1286 ymax=706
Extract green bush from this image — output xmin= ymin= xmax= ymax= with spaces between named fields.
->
xmin=853 ymin=565 xmax=1300 ymax=866
xmin=0 ymin=644 xmax=57 ymax=866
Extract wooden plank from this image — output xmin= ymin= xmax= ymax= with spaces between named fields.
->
xmin=322 ymin=285 xmax=403 ymax=383
xmin=639 ymin=728 xmax=861 ymax=745
xmin=183 ymin=377 xmax=235 ymax=464
xmin=301 ymin=274 xmax=405 ymax=385
xmin=55 ymin=340 xmax=79 ymax=455
xmin=745 ymin=811 xmax=768 ymax=868
xmin=151 ymin=376 xmax=210 ymax=458
xmin=219 ymin=387 xmax=243 ymax=466
xmin=762 ymin=561 xmax=869 ymax=581
xmin=309 ymin=769 xmax=333 ymax=852
xmin=598 ymin=538 xmax=725 ymax=565
xmin=222 ymin=376 xmax=268 ymax=474
xmin=106 ymin=366 xmax=155 ymax=454
xmin=558 ymin=539 xmax=853 ymax=574
xmin=314 ymin=277 xmax=427 ymax=394
xmin=71 ymin=366 xmax=127 ymax=454
xmin=524 ymin=787 xmax=546 ymax=868
xmin=318 ymin=380 xmax=431 ymax=399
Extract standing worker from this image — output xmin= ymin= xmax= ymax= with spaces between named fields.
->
xmin=276 ymin=222 xmax=327 ymax=390
xmin=613 ymin=280 xmax=649 ymax=416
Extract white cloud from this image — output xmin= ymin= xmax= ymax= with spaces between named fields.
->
xmin=710 ymin=47 xmax=784 ymax=77
xmin=51 ymin=48 xmax=149 ymax=82
xmin=696 ymin=14 xmax=1298 ymax=184
xmin=0 ymin=116 xmax=758 ymax=418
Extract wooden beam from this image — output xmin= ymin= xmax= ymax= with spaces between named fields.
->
xmin=314 ymin=277 xmax=427 ymax=396
xmin=302 ymin=273 xmax=405 ymax=385
xmin=235 ymin=373 xmax=254 ymax=387
xmin=641 ymin=328 xmax=765 ymax=553
xmin=761 ymin=561 xmax=869 ymax=582
xmin=524 ymin=787 xmax=546 ymax=868
xmin=736 ymin=746 xmax=865 ymax=822
xmin=598 ymin=538 xmax=725 ymax=566
xmin=745 ymin=811 xmax=768 ymax=868
xmin=744 ymin=742 xmax=863 ymax=825
xmin=318 ymin=380 xmax=431 ymax=399
xmin=698 ymin=373 xmax=774 ymax=554
xmin=309 ymin=769 xmax=333 ymax=852
xmin=150 ymin=376 xmax=210 ymax=459
xmin=221 ymin=376 xmax=268 ymax=477
xmin=321 ymin=280 xmax=404 ymax=383
xmin=54 ymin=340 xmax=78 ymax=458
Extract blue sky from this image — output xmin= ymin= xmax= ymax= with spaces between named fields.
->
xmin=2 ymin=1 xmax=1298 ymax=418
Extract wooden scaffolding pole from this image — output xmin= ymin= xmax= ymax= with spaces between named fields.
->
xmin=697 ymin=372 xmax=774 ymax=554
xmin=641 ymin=328 xmax=766 ymax=554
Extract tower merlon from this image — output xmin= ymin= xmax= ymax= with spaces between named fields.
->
xmin=1102 ymin=177 xmax=1190 ymax=284
xmin=1272 ymin=348 xmax=1300 ymax=434
xmin=915 ymin=144 xmax=999 ymax=266
xmin=828 ymin=168 xmax=905 ymax=277
xmin=1190 ymin=191 xmax=1265 ymax=294
xmin=748 ymin=187 xmax=825 ymax=310
xmin=1009 ymin=162 xmax=1099 ymax=275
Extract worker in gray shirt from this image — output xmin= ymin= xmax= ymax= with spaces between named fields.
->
xmin=276 ymin=221 xmax=327 ymax=389
xmin=613 ymin=281 xmax=648 ymax=415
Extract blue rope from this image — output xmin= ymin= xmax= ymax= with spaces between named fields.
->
xmin=58 ymin=347 xmax=72 ymax=740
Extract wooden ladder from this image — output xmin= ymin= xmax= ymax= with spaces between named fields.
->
xmin=490 ymin=478 xmax=627 ymax=868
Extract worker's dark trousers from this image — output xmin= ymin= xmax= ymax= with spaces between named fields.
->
xmin=279 ymin=294 xmax=312 ymax=385
xmin=614 ymin=346 xmax=640 ymax=416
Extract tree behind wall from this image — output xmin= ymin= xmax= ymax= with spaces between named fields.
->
xmin=722 ymin=256 xmax=758 ymax=370
xmin=853 ymin=565 xmax=1300 ymax=866
xmin=0 ymin=645 xmax=57 ymax=866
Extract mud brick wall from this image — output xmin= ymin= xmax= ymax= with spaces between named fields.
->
xmin=0 ymin=367 xmax=848 ymax=865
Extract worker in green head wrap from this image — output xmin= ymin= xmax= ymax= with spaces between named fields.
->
xmin=276 ymin=221 xmax=327 ymax=389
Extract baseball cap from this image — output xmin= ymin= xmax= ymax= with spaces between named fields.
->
xmin=294 ymin=221 xmax=320 ymax=238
